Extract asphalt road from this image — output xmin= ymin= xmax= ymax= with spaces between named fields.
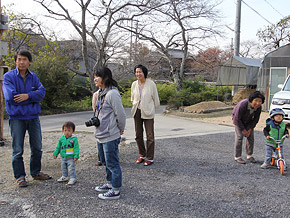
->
xmin=2 ymin=106 xmax=166 ymax=134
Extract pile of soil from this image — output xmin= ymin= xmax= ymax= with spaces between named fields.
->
xmin=184 ymin=101 xmax=233 ymax=113
xmin=232 ymin=89 xmax=256 ymax=104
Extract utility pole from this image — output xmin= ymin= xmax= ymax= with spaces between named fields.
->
xmin=234 ymin=0 xmax=241 ymax=56
xmin=0 ymin=0 xmax=8 ymax=144
xmin=233 ymin=0 xmax=241 ymax=96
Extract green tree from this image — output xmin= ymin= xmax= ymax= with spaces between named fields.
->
xmin=30 ymin=44 xmax=74 ymax=109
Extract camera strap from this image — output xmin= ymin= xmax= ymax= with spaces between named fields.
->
xmin=95 ymin=95 xmax=106 ymax=118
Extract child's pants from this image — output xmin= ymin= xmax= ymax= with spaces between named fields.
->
xmin=61 ymin=158 xmax=76 ymax=179
xmin=264 ymin=144 xmax=284 ymax=164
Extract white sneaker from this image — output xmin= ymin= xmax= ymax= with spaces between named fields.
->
xmin=67 ymin=178 xmax=76 ymax=185
xmin=57 ymin=176 xmax=69 ymax=182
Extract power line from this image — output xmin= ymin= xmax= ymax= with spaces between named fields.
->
xmin=241 ymin=0 xmax=273 ymax=25
xmin=263 ymin=0 xmax=284 ymax=18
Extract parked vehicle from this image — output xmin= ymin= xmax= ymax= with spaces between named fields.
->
xmin=270 ymin=74 xmax=290 ymax=124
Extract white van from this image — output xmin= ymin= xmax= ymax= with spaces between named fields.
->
xmin=270 ymin=74 xmax=290 ymax=123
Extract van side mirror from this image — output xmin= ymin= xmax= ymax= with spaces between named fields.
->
xmin=278 ymin=84 xmax=283 ymax=89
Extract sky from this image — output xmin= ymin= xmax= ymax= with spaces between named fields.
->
xmin=2 ymin=0 xmax=290 ymax=49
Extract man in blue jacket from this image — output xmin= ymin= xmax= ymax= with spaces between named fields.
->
xmin=3 ymin=50 xmax=51 ymax=187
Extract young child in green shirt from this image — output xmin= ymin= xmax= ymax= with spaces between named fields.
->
xmin=53 ymin=121 xmax=79 ymax=185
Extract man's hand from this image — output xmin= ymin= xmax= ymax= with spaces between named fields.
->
xmin=14 ymin=94 xmax=29 ymax=103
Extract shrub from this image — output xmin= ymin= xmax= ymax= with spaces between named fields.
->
xmin=156 ymin=82 xmax=176 ymax=104
xmin=121 ymin=88 xmax=132 ymax=108
xmin=168 ymin=80 xmax=231 ymax=108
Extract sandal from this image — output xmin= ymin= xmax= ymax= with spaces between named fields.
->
xmin=16 ymin=177 xmax=28 ymax=188
xmin=144 ymin=160 xmax=154 ymax=166
xmin=136 ymin=157 xmax=145 ymax=164
xmin=32 ymin=172 xmax=52 ymax=180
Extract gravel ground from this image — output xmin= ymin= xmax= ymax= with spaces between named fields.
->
xmin=1 ymin=129 xmax=290 ymax=218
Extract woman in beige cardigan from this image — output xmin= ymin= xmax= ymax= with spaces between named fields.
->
xmin=131 ymin=65 xmax=160 ymax=166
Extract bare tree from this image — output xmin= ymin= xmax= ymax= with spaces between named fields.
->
xmin=33 ymin=0 xmax=153 ymax=91
xmin=239 ymin=40 xmax=265 ymax=59
xmin=119 ymin=0 xmax=221 ymax=90
xmin=257 ymin=16 xmax=290 ymax=49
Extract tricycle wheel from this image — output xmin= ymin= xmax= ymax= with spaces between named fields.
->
xmin=279 ymin=160 xmax=285 ymax=175
xmin=270 ymin=157 xmax=275 ymax=166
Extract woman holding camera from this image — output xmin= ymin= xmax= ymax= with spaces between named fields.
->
xmin=131 ymin=65 xmax=160 ymax=166
xmin=92 ymin=67 xmax=126 ymax=200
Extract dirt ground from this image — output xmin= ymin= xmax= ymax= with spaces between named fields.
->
xmin=172 ymin=100 xmax=268 ymax=132
xmin=192 ymin=111 xmax=268 ymax=132
xmin=0 ymin=131 xmax=98 ymax=195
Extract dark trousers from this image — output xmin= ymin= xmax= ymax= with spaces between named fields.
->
xmin=234 ymin=125 xmax=254 ymax=158
xmin=134 ymin=109 xmax=155 ymax=160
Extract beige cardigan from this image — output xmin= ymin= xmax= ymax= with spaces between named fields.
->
xmin=131 ymin=79 xmax=160 ymax=119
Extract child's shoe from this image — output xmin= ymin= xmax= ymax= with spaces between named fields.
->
xmin=67 ymin=178 xmax=76 ymax=185
xmin=260 ymin=163 xmax=269 ymax=169
xmin=98 ymin=190 xmax=120 ymax=200
xmin=57 ymin=176 xmax=69 ymax=182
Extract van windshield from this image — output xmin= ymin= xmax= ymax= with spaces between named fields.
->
xmin=284 ymin=77 xmax=290 ymax=91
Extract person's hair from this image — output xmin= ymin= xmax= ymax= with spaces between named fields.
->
xmin=134 ymin=64 xmax=148 ymax=78
xmin=93 ymin=67 xmax=118 ymax=88
xmin=62 ymin=121 xmax=76 ymax=132
xmin=14 ymin=50 xmax=32 ymax=62
xmin=248 ymin=91 xmax=265 ymax=104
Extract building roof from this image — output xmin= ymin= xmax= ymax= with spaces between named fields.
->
xmin=229 ymin=56 xmax=261 ymax=67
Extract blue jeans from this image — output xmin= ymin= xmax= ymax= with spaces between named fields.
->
xmin=264 ymin=144 xmax=284 ymax=164
xmin=61 ymin=158 xmax=76 ymax=179
xmin=97 ymin=137 xmax=122 ymax=190
xmin=9 ymin=118 xmax=42 ymax=179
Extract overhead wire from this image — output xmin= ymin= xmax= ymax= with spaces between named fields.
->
xmin=241 ymin=0 xmax=273 ymax=25
xmin=263 ymin=0 xmax=284 ymax=18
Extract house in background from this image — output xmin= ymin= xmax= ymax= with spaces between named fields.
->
xmin=257 ymin=43 xmax=290 ymax=110
xmin=216 ymin=56 xmax=261 ymax=103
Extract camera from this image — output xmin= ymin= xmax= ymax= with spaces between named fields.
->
xmin=85 ymin=116 xmax=100 ymax=127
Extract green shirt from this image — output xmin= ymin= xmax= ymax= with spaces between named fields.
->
xmin=53 ymin=135 xmax=79 ymax=159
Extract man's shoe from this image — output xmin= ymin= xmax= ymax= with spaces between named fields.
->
xmin=260 ymin=163 xmax=269 ymax=169
xmin=247 ymin=156 xmax=256 ymax=163
xmin=32 ymin=172 xmax=52 ymax=180
xmin=235 ymin=157 xmax=246 ymax=164
xmin=95 ymin=183 xmax=112 ymax=192
xmin=57 ymin=176 xmax=69 ymax=182
xmin=67 ymin=178 xmax=76 ymax=185
xmin=16 ymin=177 xmax=28 ymax=188
xmin=98 ymin=190 xmax=120 ymax=200
xmin=95 ymin=161 xmax=103 ymax=166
